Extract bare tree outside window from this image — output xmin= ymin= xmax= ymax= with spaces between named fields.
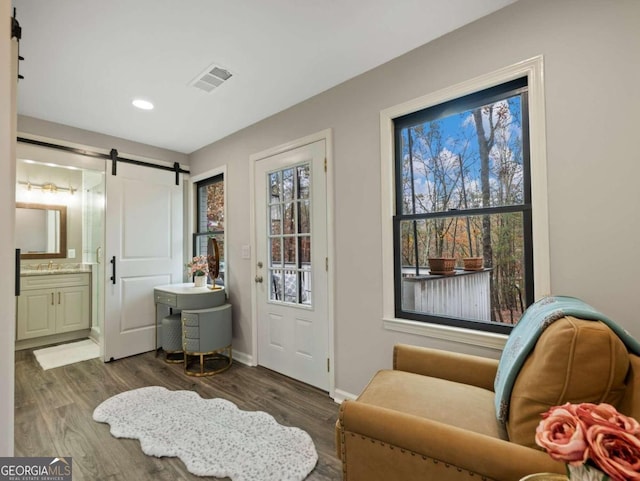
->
xmin=394 ymin=78 xmax=531 ymax=332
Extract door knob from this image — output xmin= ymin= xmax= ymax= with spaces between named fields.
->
xmin=255 ymin=275 xmax=263 ymax=283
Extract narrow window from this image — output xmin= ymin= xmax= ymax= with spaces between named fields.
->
xmin=193 ymin=174 xmax=225 ymax=286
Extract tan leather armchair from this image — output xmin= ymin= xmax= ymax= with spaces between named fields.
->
xmin=336 ymin=317 xmax=640 ymax=481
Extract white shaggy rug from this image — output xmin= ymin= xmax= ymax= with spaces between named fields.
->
xmin=34 ymin=339 xmax=100 ymax=370
xmin=93 ymin=386 xmax=318 ymax=481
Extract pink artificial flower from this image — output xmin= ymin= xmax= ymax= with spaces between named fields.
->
xmin=586 ymin=424 xmax=640 ymax=481
xmin=576 ymin=403 xmax=640 ymax=435
xmin=187 ymin=256 xmax=208 ymax=276
xmin=535 ymin=403 xmax=589 ymax=465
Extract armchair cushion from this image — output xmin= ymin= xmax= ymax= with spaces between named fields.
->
xmin=507 ymin=316 xmax=630 ymax=447
xmin=357 ymin=369 xmax=507 ymax=441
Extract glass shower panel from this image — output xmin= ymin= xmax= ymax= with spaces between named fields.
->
xmin=82 ymin=170 xmax=106 ymax=338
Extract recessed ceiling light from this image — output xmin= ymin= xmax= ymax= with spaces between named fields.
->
xmin=132 ymin=99 xmax=154 ymax=110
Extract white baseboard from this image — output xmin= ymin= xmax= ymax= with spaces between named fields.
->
xmin=230 ymin=350 xmax=354 ymax=406
xmin=332 ymin=388 xmax=358 ymax=404
xmin=232 ymin=349 xmax=254 ymax=366
xmin=89 ymin=327 xmax=100 ymax=342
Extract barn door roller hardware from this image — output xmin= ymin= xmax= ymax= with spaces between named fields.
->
xmin=109 ymin=149 xmax=189 ymax=186
xmin=16 ymin=137 xmax=190 ymax=186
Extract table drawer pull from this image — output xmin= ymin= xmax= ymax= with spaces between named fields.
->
xmin=183 ymin=325 xmax=199 ymax=337
xmin=182 ymin=314 xmax=199 ymax=326
xmin=155 ymin=293 xmax=177 ymax=307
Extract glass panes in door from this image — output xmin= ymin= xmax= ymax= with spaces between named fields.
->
xmin=268 ymin=163 xmax=312 ymax=306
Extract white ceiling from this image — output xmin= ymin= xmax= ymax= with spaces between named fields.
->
xmin=13 ymin=0 xmax=517 ymax=154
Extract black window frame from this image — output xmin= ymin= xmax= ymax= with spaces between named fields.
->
xmin=193 ymin=173 xmax=224 ymax=284
xmin=392 ymin=77 xmax=532 ymax=334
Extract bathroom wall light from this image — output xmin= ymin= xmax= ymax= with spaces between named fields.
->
xmin=18 ymin=181 xmax=76 ymax=195
xmin=132 ymin=99 xmax=154 ymax=110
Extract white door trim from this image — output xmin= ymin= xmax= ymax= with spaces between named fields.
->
xmin=249 ymin=129 xmax=335 ymax=397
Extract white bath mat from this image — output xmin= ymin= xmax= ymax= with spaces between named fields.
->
xmin=93 ymin=386 xmax=318 ymax=481
xmin=33 ymin=339 xmax=100 ymax=370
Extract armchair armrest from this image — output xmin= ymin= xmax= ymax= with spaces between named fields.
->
xmin=393 ymin=344 xmax=498 ymax=392
xmin=338 ymin=400 xmax=563 ymax=481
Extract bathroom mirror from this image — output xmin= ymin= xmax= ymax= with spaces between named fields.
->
xmin=16 ymin=202 xmax=67 ymax=259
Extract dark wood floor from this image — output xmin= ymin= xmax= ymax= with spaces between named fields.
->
xmin=14 ymin=348 xmax=343 ymax=480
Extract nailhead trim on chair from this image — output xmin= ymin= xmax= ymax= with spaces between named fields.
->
xmin=340 ymin=430 xmax=490 ymax=480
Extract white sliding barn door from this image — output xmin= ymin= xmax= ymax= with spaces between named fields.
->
xmin=104 ymin=162 xmax=183 ymax=361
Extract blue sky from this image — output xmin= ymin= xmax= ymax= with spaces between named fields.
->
xmin=400 ymin=94 xmax=524 ymax=214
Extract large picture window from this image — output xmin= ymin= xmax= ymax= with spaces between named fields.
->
xmin=193 ymin=174 xmax=225 ymax=286
xmin=393 ymin=78 xmax=531 ymax=334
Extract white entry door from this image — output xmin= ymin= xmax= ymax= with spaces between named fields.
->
xmin=255 ymin=139 xmax=329 ymax=390
xmin=104 ymin=161 xmax=183 ymax=361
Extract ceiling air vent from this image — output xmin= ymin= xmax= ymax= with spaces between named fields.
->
xmin=190 ymin=64 xmax=233 ymax=93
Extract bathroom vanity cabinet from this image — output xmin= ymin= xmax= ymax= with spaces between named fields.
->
xmin=17 ymin=272 xmax=91 ymax=340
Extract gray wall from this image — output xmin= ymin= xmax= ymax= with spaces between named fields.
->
xmin=189 ymin=0 xmax=640 ymax=396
